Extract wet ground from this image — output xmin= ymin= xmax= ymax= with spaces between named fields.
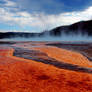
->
xmin=1 ymin=41 xmax=92 ymax=73
xmin=47 ymin=42 xmax=92 ymax=61
xmin=0 ymin=41 xmax=92 ymax=92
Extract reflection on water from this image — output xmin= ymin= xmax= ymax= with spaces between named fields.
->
xmin=1 ymin=33 xmax=92 ymax=42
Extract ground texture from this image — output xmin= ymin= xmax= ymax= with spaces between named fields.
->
xmin=0 ymin=41 xmax=92 ymax=92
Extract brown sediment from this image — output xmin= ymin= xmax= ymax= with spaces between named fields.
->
xmin=13 ymin=47 xmax=92 ymax=73
xmin=0 ymin=42 xmax=92 ymax=92
xmin=33 ymin=46 xmax=92 ymax=68
xmin=46 ymin=42 xmax=92 ymax=61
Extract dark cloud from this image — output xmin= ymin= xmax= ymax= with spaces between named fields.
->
xmin=13 ymin=0 xmax=92 ymax=14
xmin=0 ymin=0 xmax=92 ymax=14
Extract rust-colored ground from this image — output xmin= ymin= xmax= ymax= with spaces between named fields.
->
xmin=0 ymin=42 xmax=92 ymax=92
xmin=33 ymin=46 xmax=92 ymax=68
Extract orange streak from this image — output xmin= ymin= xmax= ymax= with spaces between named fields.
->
xmin=0 ymin=45 xmax=92 ymax=92
xmin=33 ymin=46 xmax=92 ymax=68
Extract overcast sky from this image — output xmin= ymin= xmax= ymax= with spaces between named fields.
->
xmin=0 ymin=0 xmax=92 ymax=32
